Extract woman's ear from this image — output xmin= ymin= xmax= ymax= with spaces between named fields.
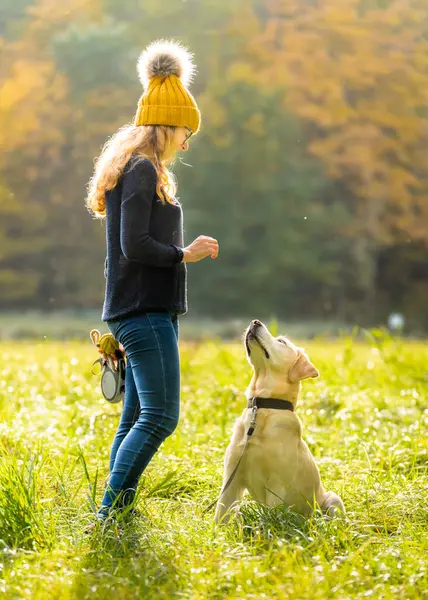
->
xmin=288 ymin=351 xmax=319 ymax=383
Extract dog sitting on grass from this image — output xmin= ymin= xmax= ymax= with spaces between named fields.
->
xmin=214 ymin=320 xmax=345 ymax=523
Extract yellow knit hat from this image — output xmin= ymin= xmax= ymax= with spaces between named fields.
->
xmin=134 ymin=40 xmax=201 ymax=133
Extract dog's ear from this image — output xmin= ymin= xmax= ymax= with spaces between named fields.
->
xmin=288 ymin=351 xmax=319 ymax=383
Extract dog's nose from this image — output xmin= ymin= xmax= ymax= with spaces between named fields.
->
xmin=252 ymin=320 xmax=261 ymax=327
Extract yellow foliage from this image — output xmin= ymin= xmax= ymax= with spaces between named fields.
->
xmin=237 ymin=0 xmax=428 ymax=243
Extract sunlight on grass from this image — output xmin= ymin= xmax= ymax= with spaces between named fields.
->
xmin=0 ymin=333 xmax=427 ymax=598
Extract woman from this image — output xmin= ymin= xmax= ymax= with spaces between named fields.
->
xmin=86 ymin=39 xmax=219 ymax=522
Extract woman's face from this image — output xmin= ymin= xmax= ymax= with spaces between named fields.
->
xmin=166 ymin=126 xmax=193 ymax=158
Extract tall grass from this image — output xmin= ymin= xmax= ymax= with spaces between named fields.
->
xmin=0 ymin=332 xmax=427 ymax=598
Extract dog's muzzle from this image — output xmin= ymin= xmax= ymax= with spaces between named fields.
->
xmin=246 ymin=321 xmax=270 ymax=359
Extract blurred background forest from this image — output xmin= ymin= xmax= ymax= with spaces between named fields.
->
xmin=1 ymin=0 xmax=428 ymax=335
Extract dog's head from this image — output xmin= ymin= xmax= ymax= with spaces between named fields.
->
xmin=245 ymin=320 xmax=319 ymax=387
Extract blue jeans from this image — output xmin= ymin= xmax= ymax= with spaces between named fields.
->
xmin=99 ymin=312 xmax=180 ymax=515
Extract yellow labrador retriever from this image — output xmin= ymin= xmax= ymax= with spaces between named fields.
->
xmin=214 ymin=319 xmax=344 ymax=523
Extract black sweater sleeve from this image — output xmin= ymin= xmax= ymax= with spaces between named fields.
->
xmin=120 ymin=159 xmax=182 ymax=267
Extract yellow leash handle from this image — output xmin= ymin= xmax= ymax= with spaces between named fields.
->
xmin=89 ymin=329 xmax=121 ymax=356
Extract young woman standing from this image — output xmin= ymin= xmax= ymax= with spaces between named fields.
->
xmin=86 ymin=40 xmax=218 ymax=521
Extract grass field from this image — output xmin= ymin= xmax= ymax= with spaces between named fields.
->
xmin=0 ymin=331 xmax=427 ymax=599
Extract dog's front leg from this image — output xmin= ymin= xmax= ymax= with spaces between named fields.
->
xmin=214 ymin=477 xmax=244 ymax=524
xmin=214 ymin=444 xmax=246 ymax=524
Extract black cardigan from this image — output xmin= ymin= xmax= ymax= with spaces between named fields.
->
xmin=101 ymin=157 xmax=186 ymax=322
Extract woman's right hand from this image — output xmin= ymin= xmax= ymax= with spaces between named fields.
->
xmin=183 ymin=235 xmax=219 ymax=263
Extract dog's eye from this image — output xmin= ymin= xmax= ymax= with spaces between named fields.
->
xmin=278 ymin=338 xmax=287 ymax=346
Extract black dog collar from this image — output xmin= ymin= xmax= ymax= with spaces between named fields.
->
xmin=247 ymin=397 xmax=294 ymax=412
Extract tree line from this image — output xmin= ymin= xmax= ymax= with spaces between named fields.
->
xmin=1 ymin=0 xmax=427 ymax=329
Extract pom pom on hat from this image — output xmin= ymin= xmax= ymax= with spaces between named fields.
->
xmin=137 ymin=39 xmax=196 ymax=89
xmin=134 ymin=39 xmax=201 ymax=133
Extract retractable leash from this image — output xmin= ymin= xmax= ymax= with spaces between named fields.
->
xmin=90 ymin=329 xmax=126 ymax=404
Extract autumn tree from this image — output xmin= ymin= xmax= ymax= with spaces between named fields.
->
xmin=237 ymin=0 xmax=428 ymax=310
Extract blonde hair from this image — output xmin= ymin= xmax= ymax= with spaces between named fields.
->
xmin=86 ymin=124 xmax=177 ymax=219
